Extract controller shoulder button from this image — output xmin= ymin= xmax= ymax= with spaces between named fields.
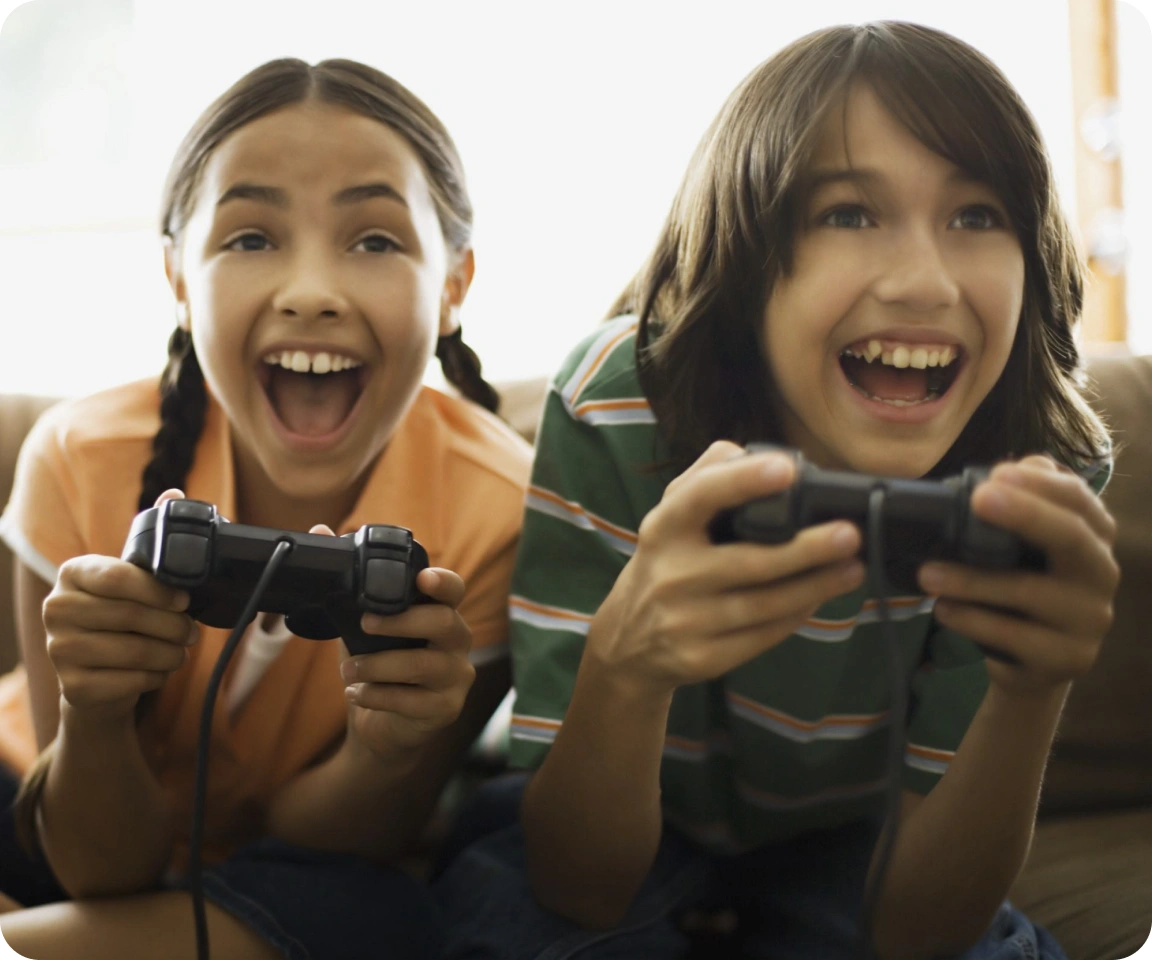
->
xmin=161 ymin=532 xmax=211 ymax=579
xmin=364 ymin=557 xmax=409 ymax=604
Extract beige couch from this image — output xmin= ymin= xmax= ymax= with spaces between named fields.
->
xmin=0 ymin=363 xmax=1148 ymax=960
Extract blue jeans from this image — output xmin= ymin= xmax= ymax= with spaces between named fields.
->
xmin=434 ymin=774 xmax=1069 ymax=960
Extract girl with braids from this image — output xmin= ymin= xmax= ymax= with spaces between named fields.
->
xmin=0 ymin=58 xmax=531 ymax=959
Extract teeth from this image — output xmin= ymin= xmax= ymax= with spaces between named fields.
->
xmin=910 ymin=348 xmax=928 ymax=369
xmin=842 ymin=341 xmax=959 ymax=368
xmin=939 ymin=346 xmax=954 ymax=366
xmin=928 ymin=350 xmax=941 ymax=367
xmin=866 ymin=340 xmax=882 ymax=361
xmin=891 ymin=346 xmax=910 ymax=369
xmin=265 ymin=349 xmax=363 ymax=374
xmin=881 ymin=350 xmax=894 ymax=365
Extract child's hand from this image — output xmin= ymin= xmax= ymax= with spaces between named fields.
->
xmin=343 ymin=567 xmax=475 ymax=756
xmin=306 ymin=524 xmax=476 ymax=757
xmin=587 ymin=442 xmax=866 ymax=698
xmin=917 ymin=455 xmax=1120 ymax=697
xmin=42 ymin=489 xmax=195 ymax=722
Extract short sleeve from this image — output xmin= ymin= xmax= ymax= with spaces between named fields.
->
xmin=507 ymin=386 xmax=637 ymax=770
xmin=458 ymin=537 xmax=519 ymax=668
xmin=0 ymin=410 xmax=87 ymax=585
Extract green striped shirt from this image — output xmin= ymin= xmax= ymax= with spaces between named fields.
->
xmin=509 ymin=315 xmax=1110 ymax=853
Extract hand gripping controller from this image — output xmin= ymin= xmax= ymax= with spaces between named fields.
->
xmin=709 ymin=444 xmax=1046 ymax=596
xmin=122 ymin=499 xmax=432 ymax=655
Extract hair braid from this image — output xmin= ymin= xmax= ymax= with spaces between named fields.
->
xmin=436 ymin=327 xmax=500 ymax=414
xmin=138 ymin=327 xmax=208 ymax=511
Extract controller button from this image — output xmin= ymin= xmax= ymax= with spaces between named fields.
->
xmin=366 ymin=526 xmax=410 ymax=549
xmin=161 ymin=533 xmax=210 ymax=579
xmin=364 ymin=557 xmax=408 ymax=604
xmin=168 ymin=500 xmax=214 ymax=524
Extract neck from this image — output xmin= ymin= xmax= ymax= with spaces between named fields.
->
xmin=231 ymin=447 xmax=370 ymax=533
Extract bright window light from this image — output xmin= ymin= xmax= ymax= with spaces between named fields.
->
xmin=0 ymin=0 xmax=1148 ymax=399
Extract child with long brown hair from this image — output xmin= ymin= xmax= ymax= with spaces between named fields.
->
xmin=0 ymin=58 xmax=531 ymax=959
xmin=437 ymin=22 xmax=1117 ymax=960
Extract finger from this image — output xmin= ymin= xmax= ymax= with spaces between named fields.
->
xmin=48 ymin=632 xmax=191 ymax=674
xmin=153 ymin=489 xmax=185 ymax=507
xmin=345 ymin=682 xmax=464 ymax=721
xmin=648 ymin=448 xmax=796 ymax=542
xmin=415 ymin=568 xmax=465 ymax=607
xmin=44 ymin=594 xmax=195 ymax=646
xmin=60 ymin=556 xmax=190 ymax=613
xmin=917 ymin=563 xmax=1113 ymax=639
xmin=674 ymin=558 xmax=865 ymax=640
xmin=360 ymin=606 xmax=471 ymax=654
xmin=692 ymin=521 xmax=861 ymax=592
xmin=308 ymin=523 xmax=336 ymax=536
xmin=932 ymin=600 xmax=1100 ymax=679
xmin=969 ymin=480 xmax=1118 ymax=590
xmin=342 ymin=647 xmax=474 ymax=691
xmin=987 ymin=462 xmax=1115 ymax=544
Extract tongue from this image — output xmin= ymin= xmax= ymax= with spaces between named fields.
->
xmin=850 ymin=360 xmax=929 ymax=401
xmin=268 ymin=368 xmax=360 ymax=436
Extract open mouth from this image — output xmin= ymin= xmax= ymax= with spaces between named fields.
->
xmin=257 ymin=349 xmax=369 ymax=439
xmin=838 ymin=338 xmax=963 ymax=407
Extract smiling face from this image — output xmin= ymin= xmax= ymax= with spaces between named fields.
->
xmin=761 ymin=83 xmax=1025 ymax=478
xmin=167 ymin=100 xmax=468 ymax=518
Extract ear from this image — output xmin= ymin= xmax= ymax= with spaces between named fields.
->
xmin=163 ymin=238 xmax=190 ymax=331
xmin=439 ymin=248 xmax=475 ymax=338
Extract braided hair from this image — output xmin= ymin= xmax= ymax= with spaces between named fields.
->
xmin=138 ymin=58 xmax=500 ymax=510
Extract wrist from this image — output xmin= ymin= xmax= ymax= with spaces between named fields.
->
xmin=340 ymin=720 xmax=424 ymax=775
xmin=59 ymin=698 xmax=138 ymax=742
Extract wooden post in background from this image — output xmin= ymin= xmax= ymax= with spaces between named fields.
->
xmin=1069 ymin=0 xmax=1129 ymax=349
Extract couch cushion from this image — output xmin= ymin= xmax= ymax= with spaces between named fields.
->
xmin=1038 ymin=356 xmax=1152 ymax=814
xmin=0 ymin=394 xmax=61 ymax=674
xmin=1009 ymin=807 xmax=1152 ymax=960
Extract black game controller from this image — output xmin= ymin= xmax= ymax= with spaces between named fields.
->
xmin=122 ymin=499 xmax=432 ymax=655
xmin=709 ymin=444 xmax=1046 ymax=596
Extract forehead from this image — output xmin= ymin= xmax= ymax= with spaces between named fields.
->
xmin=808 ymin=83 xmax=962 ymax=181
xmin=198 ymin=100 xmax=433 ymax=210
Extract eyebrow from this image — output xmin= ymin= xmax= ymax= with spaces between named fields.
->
xmin=215 ymin=182 xmax=409 ymax=210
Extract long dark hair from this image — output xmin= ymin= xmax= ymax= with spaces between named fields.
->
xmin=138 ymin=57 xmax=499 ymax=511
xmin=612 ymin=21 xmax=1109 ymax=476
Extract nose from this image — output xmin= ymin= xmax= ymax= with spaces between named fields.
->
xmin=871 ymin=225 xmax=961 ymax=312
xmin=271 ymin=250 xmax=350 ymax=322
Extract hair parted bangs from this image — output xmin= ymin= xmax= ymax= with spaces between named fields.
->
xmin=614 ymin=21 xmax=1110 ymax=476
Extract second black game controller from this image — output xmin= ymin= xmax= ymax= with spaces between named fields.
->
xmin=709 ymin=444 xmax=1046 ymax=596
xmin=122 ymin=499 xmax=432 ymax=655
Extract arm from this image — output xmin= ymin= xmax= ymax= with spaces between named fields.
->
xmin=266 ymin=656 xmax=508 ymax=860
xmin=869 ymin=684 xmax=1067 ymax=960
xmin=519 ymin=445 xmax=866 ymax=928
xmin=265 ymin=564 xmax=494 ymax=860
xmin=15 ymin=559 xmax=187 ymax=898
xmin=871 ymin=456 xmax=1119 ymax=959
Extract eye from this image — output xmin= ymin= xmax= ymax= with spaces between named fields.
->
xmin=224 ymin=232 xmax=272 ymax=252
xmin=820 ymin=205 xmax=875 ymax=230
xmin=352 ymin=233 xmax=398 ymax=254
xmin=950 ymin=205 xmax=1004 ymax=230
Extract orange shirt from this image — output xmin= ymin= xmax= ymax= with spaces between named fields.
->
xmin=0 ymin=378 xmax=531 ymax=865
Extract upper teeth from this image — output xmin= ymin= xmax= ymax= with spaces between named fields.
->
xmin=841 ymin=340 xmax=957 ymax=369
xmin=262 ymin=350 xmax=363 ymax=374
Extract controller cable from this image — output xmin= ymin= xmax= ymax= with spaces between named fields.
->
xmin=856 ymin=486 xmax=908 ymax=960
xmin=188 ymin=538 xmax=294 ymax=960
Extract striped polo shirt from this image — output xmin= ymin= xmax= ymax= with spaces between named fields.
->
xmin=508 ymin=315 xmax=1110 ymax=854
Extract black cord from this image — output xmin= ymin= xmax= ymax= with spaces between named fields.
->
xmin=189 ymin=538 xmax=294 ymax=960
xmin=856 ymin=486 xmax=908 ymax=960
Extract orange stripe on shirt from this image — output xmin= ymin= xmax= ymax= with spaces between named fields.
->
xmin=572 ymin=397 xmax=652 ymax=417
xmin=728 ymin=690 xmax=888 ymax=731
xmin=528 ymin=485 xmax=639 ymax=544
xmin=906 ymin=742 xmax=955 ymax=762
xmin=509 ymin=595 xmax=594 ymax=623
